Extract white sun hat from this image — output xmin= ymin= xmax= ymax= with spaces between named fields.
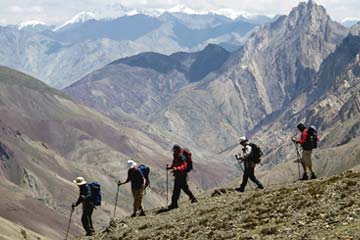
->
xmin=73 ymin=176 xmax=87 ymax=186
xmin=127 ymin=159 xmax=137 ymax=169
xmin=239 ymin=136 xmax=248 ymax=143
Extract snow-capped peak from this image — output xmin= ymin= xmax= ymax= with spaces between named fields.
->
xmin=53 ymin=11 xmax=97 ymax=32
xmin=168 ymin=5 xmax=205 ymax=15
xmin=18 ymin=20 xmax=47 ymax=30
xmin=341 ymin=17 xmax=360 ymax=23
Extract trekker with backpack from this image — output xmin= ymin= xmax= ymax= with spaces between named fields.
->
xmin=235 ymin=137 xmax=264 ymax=192
xmin=292 ymin=123 xmax=318 ymax=180
xmin=72 ymin=177 xmax=99 ymax=236
xmin=166 ymin=144 xmax=197 ymax=210
xmin=118 ymin=160 xmax=147 ymax=217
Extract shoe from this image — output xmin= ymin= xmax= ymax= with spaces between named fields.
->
xmin=131 ymin=213 xmax=136 ymax=217
xmin=310 ymin=173 xmax=317 ymax=179
xmin=86 ymin=231 xmax=95 ymax=236
xmin=139 ymin=210 xmax=146 ymax=216
xmin=257 ymin=185 xmax=264 ymax=190
xmin=235 ymin=187 xmax=244 ymax=192
xmin=301 ymin=173 xmax=308 ymax=181
xmin=167 ymin=204 xmax=178 ymax=210
xmin=191 ymin=198 xmax=198 ymax=203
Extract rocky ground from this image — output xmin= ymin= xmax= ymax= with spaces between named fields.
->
xmin=77 ymin=170 xmax=360 ymax=240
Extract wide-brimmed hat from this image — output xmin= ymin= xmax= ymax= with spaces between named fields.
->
xmin=127 ymin=159 xmax=137 ymax=169
xmin=73 ymin=176 xmax=87 ymax=186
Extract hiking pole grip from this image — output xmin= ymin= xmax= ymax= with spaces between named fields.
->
xmin=113 ymin=184 xmax=120 ymax=219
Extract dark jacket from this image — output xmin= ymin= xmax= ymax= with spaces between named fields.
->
xmin=125 ymin=168 xmax=145 ymax=189
xmin=75 ymin=184 xmax=92 ymax=206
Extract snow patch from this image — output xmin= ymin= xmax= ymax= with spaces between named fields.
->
xmin=18 ymin=20 xmax=47 ymax=30
xmin=53 ymin=12 xmax=97 ymax=32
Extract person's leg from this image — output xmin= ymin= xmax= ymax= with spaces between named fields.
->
xmin=170 ymin=177 xmax=181 ymax=208
xmin=81 ymin=205 xmax=93 ymax=235
xmin=248 ymin=167 xmax=264 ymax=189
xmin=303 ymin=150 xmax=316 ymax=179
xmin=180 ymin=175 xmax=197 ymax=202
xmin=301 ymin=151 xmax=309 ymax=180
xmin=88 ymin=205 xmax=95 ymax=233
xmin=238 ymin=168 xmax=249 ymax=192
xmin=131 ymin=188 xmax=138 ymax=217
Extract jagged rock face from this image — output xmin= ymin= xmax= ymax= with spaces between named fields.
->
xmin=148 ymin=1 xmax=349 ymax=152
xmin=245 ymin=34 xmax=360 ymax=175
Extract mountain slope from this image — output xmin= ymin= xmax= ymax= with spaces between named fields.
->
xmin=80 ymin=170 xmax=360 ymax=240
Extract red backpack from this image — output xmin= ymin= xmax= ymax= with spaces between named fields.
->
xmin=182 ymin=149 xmax=193 ymax=172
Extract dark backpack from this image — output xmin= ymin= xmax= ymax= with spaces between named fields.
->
xmin=138 ymin=164 xmax=150 ymax=188
xmin=183 ymin=149 xmax=193 ymax=172
xmin=303 ymin=126 xmax=318 ymax=150
xmin=248 ymin=143 xmax=263 ymax=164
xmin=88 ymin=182 xmax=101 ymax=206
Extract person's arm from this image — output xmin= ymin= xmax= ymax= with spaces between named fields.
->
xmin=73 ymin=192 xmax=82 ymax=208
xmin=118 ymin=170 xmax=131 ymax=185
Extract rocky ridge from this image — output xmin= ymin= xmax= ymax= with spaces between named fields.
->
xmin=78 ymin=170 xmax=360 ymax=240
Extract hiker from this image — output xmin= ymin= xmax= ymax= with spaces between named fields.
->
xmin=118 ymin=160 xmax=146 ymax=217
xmin=292 ymin=123 xmax=318 ymax=180
xmin=72 ymin=177 xmax=95 ymax=236
xmin=166 ymin=144 xmax=197 ymax=209
xmin=235 ymin=136 xmax=264 ymax=192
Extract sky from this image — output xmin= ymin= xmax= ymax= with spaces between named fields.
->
xmin=0 ymin=0 xmax=359 ymax=25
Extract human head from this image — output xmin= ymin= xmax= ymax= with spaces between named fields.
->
xmin=172 ymin=144 xmax=181 ymax=153
xmin=127 ymin=159 xmax=137 ymax=169
xmin=73 ymin=177 xmax=87 ymax=186
xmin=297 ymin=123 xmax=305 ymax=132
xmin=239 ymin=136 xmax=248 ymax=146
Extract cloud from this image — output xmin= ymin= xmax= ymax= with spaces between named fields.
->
xmin=8 ymin=5 xmax=44 ymax=13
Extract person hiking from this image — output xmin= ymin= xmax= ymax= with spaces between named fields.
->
xmin=292 ymin=123 xmax=318 ymax=180
xmin=166 ymin=144 xmax=197 ymax=209
xmin=235 ymin=137 xmax=264 ymax=192
xmin=118 ymin=160 xmax=146 ymax=217
xmin=72 ymin=177 xmax=95 ymax=236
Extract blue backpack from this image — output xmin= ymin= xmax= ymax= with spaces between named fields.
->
xmin=138 ymin=164 xmax=150 ymax=188
xmin=88 ymin=182 xmax=101 ymax=206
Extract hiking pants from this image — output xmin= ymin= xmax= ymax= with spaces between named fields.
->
xmin=171 ymin=175 xmax=195 ymax=206
xmin=240 ymin=166 xmax=263 ymax=191
xmin=301 ymin=150 xmax=314 ymax=174
xmin=132 ymin=188 xmax=144 ymax=213
xmin=81 ymin=203 xmax=94 ymax=234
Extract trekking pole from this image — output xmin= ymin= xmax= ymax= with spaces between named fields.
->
xmin=166 ymin=167 xmax=169 ymax=206
xmin=113 ymin=184 xmax=120 ymax=219
xmin=65 ymin=207 xmax=74 ymax=240
xmin=293 ymin=141 xmax=301 ymax=180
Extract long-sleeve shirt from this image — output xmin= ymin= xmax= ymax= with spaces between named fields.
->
xmin=75 ymin=184 xmax=92 ymax=206
xmin=240 ymin=145 xmax=255 ymax=169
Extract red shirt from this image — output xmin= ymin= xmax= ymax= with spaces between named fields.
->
xmin=169 ymin=149 xmax=187 ymax=174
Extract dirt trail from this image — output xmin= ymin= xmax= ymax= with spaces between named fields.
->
xmin=78 ymin=170 xmax=360 ymax=240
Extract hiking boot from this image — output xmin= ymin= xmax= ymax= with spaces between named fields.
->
xmin=190 ymin=197 xmax=198 ymax=203
xmin=139 ymin=210 xmax=146 ymax=216
xmin=257 ymin=185 xmax=264 ymax=190
xmin=301 ymin=173 xmax=308 ymax=181
xmin=86 ymin=231 xmax=95 ymax=236
xmin=131 ymin=212 xmax=136 ymax=218
xmin=168 ymin=204 xmax=178 ymax=210
xmin=235 ymin=187 xmax=244 ymax=192
xmin=310 ymin=173 xmax=317 ymax=179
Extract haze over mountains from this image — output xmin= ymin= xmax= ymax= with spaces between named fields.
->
xmin=1 ymin=1 xmax=360 ymax=239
